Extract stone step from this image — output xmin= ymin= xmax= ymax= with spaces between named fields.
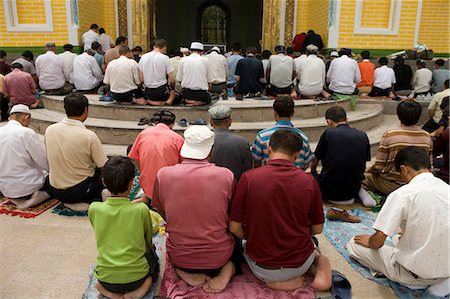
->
xmin=30 ymin=104 xmax=383 ymax=145
xmin=41 ymin=94 xmax=353 ymax=122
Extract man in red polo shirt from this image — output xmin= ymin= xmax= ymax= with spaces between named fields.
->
xmin=230 ymin=129 xmax=331 ymax=291
xmin=4 ymin=63 xmax=40 ymax=108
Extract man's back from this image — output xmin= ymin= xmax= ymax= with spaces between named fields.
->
xmin=36 ymin=51 xmax=66 ymax=90
xmin=393 ymin=64 xmax=413 ymax=91
xmin=357 ymin=60 xmax=375 ymax=87
xmin=0 ymin=120 xmax=48 ymax=198
xmin=4 ymin=69 xmax=36 ymax=105
xmin=45 ymin=119 xmax=107 ymax=189
xmin=99 ymin=33 xmax=113 ymax=52
xmin=139 ymin=50 xmax=173 ymax=88
xmin=212 ymin=128 xmax=252 ymax=180
xmin=104 ymin=56 xmax=140 ymax=93
xmin=269 ymin=54 xmax=294 ymax=88
xmin=59 ymin=51 xmax=77 ymax=84
xmin=230 ymin=159 xmax=324 ymax=267
xmin=205 ymin=51 xmax=227 ymax=83
xmin=12 ymin=57 xmax=36 ymax=75
xmin=226 ymin=54 xmax=243 ymax=85
xmin=373 ymin=173 xmax=449 ymax=279
xmin=128 ymin=123 xmax=183 ymax=198
xmin=432 ymin=68 xmax=450 ymax=93
xmin=73 ymin=53 xmax=102 ymax=90
xmin=235 ymin=56 xmax=264 ymax=94
xmin=296 ymin=54 xmax=325 ymax=94
xmin=413 ymin=68 xmax=433 ymax=93
xmin=327 ymin=55 xmax=360 ymax=94
xmin=177 ymin=54 xmax=211 ymax=90
xmin=315 ymin=124 xmax=370 ymax=200
xmin=153 ymin=160 xmax=235 ymax=269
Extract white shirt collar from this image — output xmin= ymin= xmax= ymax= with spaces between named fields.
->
xmin=409 ymin=172 xmax=434 ymax=184
xmin=62 ymin=118 xmax=86 ymax=128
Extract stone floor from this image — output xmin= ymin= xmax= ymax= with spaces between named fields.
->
xmin=0 ymin=209 xmax=398 ymax=299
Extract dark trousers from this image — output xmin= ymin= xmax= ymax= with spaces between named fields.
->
xmin=233 ymin=83 xmax=261 ymax=95
xmin=99 ymin=248 xmax=159 ymax=293
xmin=210 ymin=82 xmax=227 ymax=94
xmin=268 ymin=84 xmax=292 ymax=95
xmin=47 ymin=169 xmax=104 ymax=204
xmin=0 ymin=94 xmax=8 ymax=121
xmin=369 ymin=86 xmax=391 ymax=97
xmin=422 ymin=118 xmax=441 ymax=133
xmin=44 ymin=82 xmax=74 ymax=95
xmin=182 ymin=88 xmax=211 ymax=104
xmin=144 ymin=85 xmax=169 ymax=101
xmin=78 ymin=82 xmax=103 ymax=94
xmin=112 ymin=89 xmax=143 ymax=103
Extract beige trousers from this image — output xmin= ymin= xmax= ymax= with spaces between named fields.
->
xmin=362 ymin=173 xmax=402 ymax=195
xmin=347 ymin=237 xmax=445 ymax=287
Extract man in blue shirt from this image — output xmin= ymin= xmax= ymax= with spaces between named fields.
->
xmin=226 ymin=42 xmax=243 ymax=97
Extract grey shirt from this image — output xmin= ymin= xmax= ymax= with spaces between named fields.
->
xmin=12 ymin=57 xmax=36 ymax=75
xmin=432 ymin=68 xmax=450 ymax=93
xmin=211 ymin=128 xmax=252 ymax=180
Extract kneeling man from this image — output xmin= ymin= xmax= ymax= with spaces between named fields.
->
xmin=230 ymin=129 xmax=331 ymax=291
xmin=348 ymin=147 xmax=450 ymax=297
xmin=152 ymin=125 xmax=235 ymax=293
xmin=0 ymin=105 xmax=50 ymax=208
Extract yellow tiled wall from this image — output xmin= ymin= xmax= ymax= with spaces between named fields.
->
xmin=338 ymin=0 xmax=418 ymax=50
xmin=0 ymin=0 xmax=68 ymax=47
xmin=296 ymin=0 xmax=329 ymax=47
xmin=360 ymin=0 xmax=391 ymax=28
xmin=78 ymin=0 xmax=116 ymax=45
xmin=16 ymin=0 xmax=46 ymax=24
xmin=418 ymin=0 xmax=450 ymax=53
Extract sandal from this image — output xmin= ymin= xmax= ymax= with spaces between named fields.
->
xmin=138 ymin=117 xmax=149 ymax=126
xmin=327 ymin=208 xmax=361 ymax=223
xmin=178 ymin=118 xmax=188 ymax=127
xmin=189 ymin=119 xmax=207 ymax=125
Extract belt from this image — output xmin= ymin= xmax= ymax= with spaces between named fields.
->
xmin=255 ymin=263 xmax=281 ymax=270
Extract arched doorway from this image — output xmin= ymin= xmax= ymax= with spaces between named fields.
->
xmin=197 ymin=1 xmax=230 ymax=44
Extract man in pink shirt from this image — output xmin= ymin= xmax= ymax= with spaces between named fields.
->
xmin=4 ymin=63 xmax=39 ymax=108
xmin=152 ymin=125 xmax=236 ymax=293
xmin=128 ymin=110 xmax=184 ymax=203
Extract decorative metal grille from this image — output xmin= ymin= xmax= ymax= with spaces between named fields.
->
xmin=201 ymin=5 xmax=227 ymax=43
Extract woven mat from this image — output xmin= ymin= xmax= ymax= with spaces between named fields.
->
xmin=0 ymin=198 xmax=59 ymax=218
xmin=323 ymin=208 xmax=447 ymax=299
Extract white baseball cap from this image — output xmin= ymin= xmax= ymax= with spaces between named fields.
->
xmin=10 ymin=104 xmax=30 ymax=114
xmin=190 ymin=42 xmax=204 ymax=51
xmin=330 ymin=50 xmax=339 ymax=57
xmin=181 ymin=125 xmax=215 ymax=159
xmin=211 ymin=46 xmax=220 ymax=53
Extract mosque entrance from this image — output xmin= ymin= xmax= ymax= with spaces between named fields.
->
xmin=155 ymin=0 xmax=263 ymax=51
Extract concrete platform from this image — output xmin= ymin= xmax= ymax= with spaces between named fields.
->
xmin=41 ymin=94 xmax=353 ymax=122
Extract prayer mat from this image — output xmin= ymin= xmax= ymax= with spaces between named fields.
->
xmin=159 ymin=259 xmax=316 ymax=299
xmin=0 ymin=198 xmax=59 ymax=218
xmin=82 ymin=233 xmax=167 ymax=299
xmin=323 ymin=208 xmax=448 ymax=299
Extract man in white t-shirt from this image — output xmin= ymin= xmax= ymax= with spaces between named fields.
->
xmin=73 ymin=51 xmax=103 ymax=92
xmin=139 ymin=39 xmax=176 ymax=106
xmin=326 ymin=49 xmax=361 ymax=95
xmin=82 ymin=24 xmax=100 ymax=51
xmin=98 ymin=28 xmax=113 ymax=53
xmin=348 ymin=146 xmax=450 ymax=297
xmin=413 ymin=60 xmax=433 ymax=97
xmin=0 ymin=105 xmax=50 ymax=208
xmin=368 ymin=57 xmax=396 ymax=98
xmin=104 ymin=46 xmax=145 ymax=105
xmin=267 ymin=45 xmax=296 ymax=97
xmin=177 ymin=42 xmax=213 ymax=106
xmin=36 ymin=42 xmax=72 ymax=95
xmin=59 ymin=44 xmax=78 ymax=84
xmin=295 ymin=45 xmax=329 ymax=98
xmin=205 ymin=47 xmax=227 ymax=99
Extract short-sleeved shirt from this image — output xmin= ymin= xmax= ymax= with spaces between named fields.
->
xmin=373 ymin=65 xmax=396 ymax=89
xmin=93 ymin=52 xmax=104 ymax=69
xmin=433 ymin=128 xmax=449 ymax=182
xmin=251 ymin=120 xmax=313 ymax=168
xmin=12 ymin=57 xmax=36 ymax=75
xmin=205 ymin=51 xmax=227 ymax=84
xmin=128 ymin=123 xmax=184 ymax=198
xmin=393 ymin=64 xmax=413 ymax=91
xmin=226 ymin=54 xmax=244 ymax=85
xmin=36 ymin=51 xmax=68 ymax=90
xmin=176 ymin=53 xmax=212 ymax=91
xmin=89 ymin=198 xmax=153 ymax=284
xmin=230 ymin=159 xmax=324 ymax=268
xmin=45 ymin=118 xmax=108 ymax=189
xmin=235 ymin=56 xmax=264 ymax=94
xmin=211 ymin=128 xmax=252 ymax=181
xmin=104 ymin=56 xmax=141 ymax=93
xmin=82 ymin=29 xmax=99 ymax=51
xmin=268 ymin=54 xmax=295 ymax=88
xmin=295 ymin=54 xmax=326 ymax=96
xmin=99 ymin=33 xmax=113 ymax=52
xmin=139 ymin=50 xmax=174 ymax=88
xmin=357 ymin=60 xmax=375 ymax=87
xmin=413 ymin=68 xmax=433 ymax=93
xmin=431 ymin=68 xmax=450 ymax=93
xmin=371 ymin=125 xmax=432 ymax=182
xmin=315 ymin=124 xmax=370 ymax=201
xmin=373 ymin=173 xmax=450 ymax=279
xmin=428 ymin=88 xmax=450 ymax=123
xmin=152 ymin=159 xmax=235 ymax=269
xmin=327 ymin=55 xmax=361 ymax=94
xmin=4 ymin=69 xmax=36 ymax=105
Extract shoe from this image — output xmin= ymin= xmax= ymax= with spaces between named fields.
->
xmin=138 ymin=117 xmax=149 ymax=125
xmin=331 ymin=270 xmax=352 ymax=299
xmin=178 ymin=118 xmax=188 ymax=127
xmin=222 ymin=94 xmax=228 ymax=101
xmin=99 ymin=95 xmax=113 ymax=102
xmin=189 ymin=119 xmax=207 ymax=125
xmin=327 ymin=208 xmax=361 ymax=223
xmin=235 ymin=94 xmax=243 ymax=101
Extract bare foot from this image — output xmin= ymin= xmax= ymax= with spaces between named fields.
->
xmin=134 ymin=97 xmax=147 ymax=105
xmin=266 ymin=276 xmax=306 ymax=291
xmin=64 ymin=202 xmax=90 ymax=211
xmin=123 ymin=277 xmax=152 ymax=299
xmin=96 ymin=281 xmax=124 ymax=299
xmin=147 ymin=100 xmax=165 ymax=106
xmin=202 ymin=261 xmax=235 ymax=293
xmin=185 ymin=100 xmax=205 ymax=107
xmin=175 ymin=268 xmax=211 ymax=286
xmin=309 ymin=252 xmax=332 ymax=291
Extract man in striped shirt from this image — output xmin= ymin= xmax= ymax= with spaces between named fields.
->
xmin=251 ymin=96 xmax=313 ymax=168
xmin=363 ymin=100 xmax=432 ymax=195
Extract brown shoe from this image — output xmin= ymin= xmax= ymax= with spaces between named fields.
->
xmin=327 ymin=209 xmax=361 ymax=223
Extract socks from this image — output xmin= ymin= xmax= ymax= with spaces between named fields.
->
xmin=358 ymin=187 xmax=377 ymax=207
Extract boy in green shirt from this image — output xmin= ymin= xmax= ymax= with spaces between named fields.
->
xmin=89 ymin=156 xmax=159 ymax=299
